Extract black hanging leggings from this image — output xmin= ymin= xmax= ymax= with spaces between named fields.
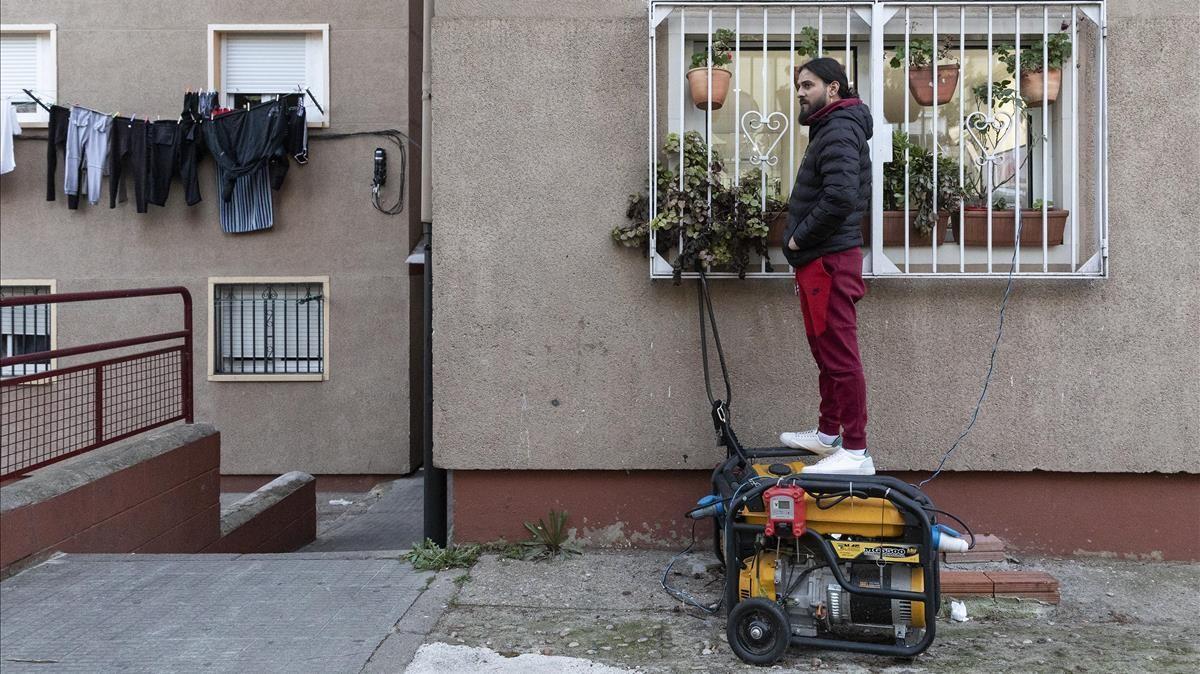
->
xmin=108 ymin=117 xmax=149 ymax=212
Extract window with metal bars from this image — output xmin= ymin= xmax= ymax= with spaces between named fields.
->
xmin=212 ymin=281 xmax=326 ymax=377
xmin=0 ymin=284 xmax=52 ymax=378
xmin=648 ymin=1 xmax=1108 ymax=279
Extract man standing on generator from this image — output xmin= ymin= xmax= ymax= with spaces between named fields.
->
xmin=777 ymin=57 xmax=876 ymax=476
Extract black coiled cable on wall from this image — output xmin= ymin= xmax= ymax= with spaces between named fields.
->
xmin=311 ymin=129 xmax=416 ymax=215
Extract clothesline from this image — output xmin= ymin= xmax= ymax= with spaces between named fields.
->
xmin=21 ymin=91 xmax=311 ymax=235
xmin=13 ymin=86 xmax=322 ymax=123
xmin=3 ymin=90 xmax=411 ymax=220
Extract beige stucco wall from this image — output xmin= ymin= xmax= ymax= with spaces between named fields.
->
xmin=0 ymin=0 xmax=418 ymax=474
xmin=432 ymin=0 xmax=1200 ymax=472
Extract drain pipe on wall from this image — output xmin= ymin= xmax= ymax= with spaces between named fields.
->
xmin=421 ymin=0 xmax=448 ymax=547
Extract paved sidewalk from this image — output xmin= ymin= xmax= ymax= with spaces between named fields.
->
xmin=303 ymin=474 xmax=425 ymax=552
xmin=0 ymin=552 xmax=454 ymax=673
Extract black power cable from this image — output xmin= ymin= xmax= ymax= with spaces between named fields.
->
xmin=918 ymin=214 xmax=1024 ymax=488
xmin=310 ymin=129 xmax=416 ymax=215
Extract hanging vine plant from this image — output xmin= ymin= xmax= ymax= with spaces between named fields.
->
xmin=613 ymin=131 xmax=771 ymax=283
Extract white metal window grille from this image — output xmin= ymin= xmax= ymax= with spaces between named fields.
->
xmin=209 ymin=25 xmax=329 ymax=125
xmin=647 ymin=1 xmax=1107 ymax=279
xmin=213 ymin=282 xmax=326 ymax=375
xmin=1 ymin=285 xmax=52 ymax=378
xmin=0 ymin=25 xmax=57 ymax=126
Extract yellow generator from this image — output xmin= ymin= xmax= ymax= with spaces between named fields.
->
xmin=677 ymin=271 xmax=973 ymax=665
xmin=687 ymin=453 xmax=971 ymax=665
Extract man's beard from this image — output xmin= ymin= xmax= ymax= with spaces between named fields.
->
xmin=798 ymin=92 xmax=828 ymax=123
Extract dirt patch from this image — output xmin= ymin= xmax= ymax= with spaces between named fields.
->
xmin=426 ymin=551 xmax=1200 ymax=673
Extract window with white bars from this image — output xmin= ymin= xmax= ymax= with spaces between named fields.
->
xmin=0 ymin=25 xmax=57 ymax=127
xmin=209 ymin=279 xmax=329 ymax=380
xmin=1 ymin=282 xmax=54 ymax=379
xmin=208 ymin=24 xmax=329 ymax=126
xmin=647 ymin=2 xmax=1107 ymax=279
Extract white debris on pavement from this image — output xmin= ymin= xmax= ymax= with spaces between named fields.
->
xmin=328 ymin=498 xmax=354 ymax=506
xmin=951 ymin=600 xmax=970 ymax=622
xmin=407 ymin=643 xmax=636 ymax=673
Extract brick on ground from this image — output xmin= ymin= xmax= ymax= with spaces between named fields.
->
xmin=941 ymin=571 xmax=994 ymax=596
xmin=943 ymin=534 xmax=1007 ymax=563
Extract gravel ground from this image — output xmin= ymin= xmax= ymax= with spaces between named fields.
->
xmin=420 ymin=550 xmax=1199 ymax=673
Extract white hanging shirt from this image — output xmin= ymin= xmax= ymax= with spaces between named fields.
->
xmin=0 ymin=98 xmax=21 ymax=174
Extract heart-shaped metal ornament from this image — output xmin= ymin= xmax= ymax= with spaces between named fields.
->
xmin=964 ymin=110 xmax=1013 ymax=166
xmin=740 ymin=110 xmax=789 ymax=168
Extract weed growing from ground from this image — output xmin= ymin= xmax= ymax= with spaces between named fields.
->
xmin=404 ymin=539 xmax=482 ymax=571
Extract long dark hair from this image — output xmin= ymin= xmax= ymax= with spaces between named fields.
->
xmin=797 ymin=57 xmax=857 ymax=99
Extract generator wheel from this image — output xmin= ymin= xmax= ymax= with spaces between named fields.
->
xmin=727 ymin=598 xmax=790 ymax=666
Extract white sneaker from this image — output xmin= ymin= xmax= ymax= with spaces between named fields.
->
xmin=779 ymin=429 xmax=841 ymax=456
xmin=804 ymin=449 xmax=876 ymax=476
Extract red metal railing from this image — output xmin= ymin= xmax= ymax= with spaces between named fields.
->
xmin=0 ymin=288 xmax=193 ymax=479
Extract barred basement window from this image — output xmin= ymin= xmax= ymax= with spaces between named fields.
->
xmin=209 ymin=278 xmax=329 ymax=381
xmin=1 ymin=282 xmax=54 ymax=379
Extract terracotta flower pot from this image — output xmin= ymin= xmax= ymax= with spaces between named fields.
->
xmin=959 ymin=208 xmax=1069 ymax=246
xmin=687 ymin=67 xmax=732 ymax=111
xmin=860 ymin=210 xmax=951 ymax=247
xmin=767 ymin=210 xmax=790 ymax=246
xmin=907 ymin=64 xmax=960 ymax=107
xmin=1019 ymin=68 xmax=1062 ymax=107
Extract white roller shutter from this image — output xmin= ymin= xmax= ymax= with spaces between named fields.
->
xmin=0 ymin=34 xmax=39 ymax=101
xmin=222 ymin=32 xmax=308 ymax=94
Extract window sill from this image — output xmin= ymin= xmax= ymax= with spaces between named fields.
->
xmin=208 ymin=373 xmax=327 ymax=382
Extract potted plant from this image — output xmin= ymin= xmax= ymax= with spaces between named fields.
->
xmin=613 ymin=131 xmax=771 ymax=282
xmin=790 ymin=26 xmax=854 ymax=90
xmin=889 ymin=35 xmax=959 ymax=106
xmin=995 ymin=30 xmax=1071 ymax=107
xmin=687 ymin=29 xmax=735 ymax=110
xmin=958 ymin=82 xmax=1069 ymax=245
xmin=861 ymin=130 xmax=965 ymax=247
xmin=959 ymin=196 xmax=1070 ymax=246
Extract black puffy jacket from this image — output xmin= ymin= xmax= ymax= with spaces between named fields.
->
xmin=782 ymin=100 xmax=873 ymax=269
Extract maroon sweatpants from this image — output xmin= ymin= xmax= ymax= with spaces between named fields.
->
xmin=794 ymin=247 xmax=868 ymax=449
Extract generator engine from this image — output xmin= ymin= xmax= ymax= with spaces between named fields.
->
xmin=738 ymin=543 xmax=926 ymax=644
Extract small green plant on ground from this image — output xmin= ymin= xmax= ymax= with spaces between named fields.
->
xmin=481 ymin=538 xmax=530 ymax=560
xmin=404 ymin=538 xmax=482 ymax=571
xmin=521 ymin=510 xmax=582 ymax=560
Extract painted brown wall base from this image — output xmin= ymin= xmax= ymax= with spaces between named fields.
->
xmin=1 ymin=426 xmax=223 ymax=574
xmin=204 ymin=473 xmax=317 ymax=554
xmin=451 ymin=470 xmax=1200 ymax=560
xmin=2 ymin=426 xmax=322 ymax=576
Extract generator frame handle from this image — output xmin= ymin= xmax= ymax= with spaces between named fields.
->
xmin=722 ymin=475 xmax=940 ymax=658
